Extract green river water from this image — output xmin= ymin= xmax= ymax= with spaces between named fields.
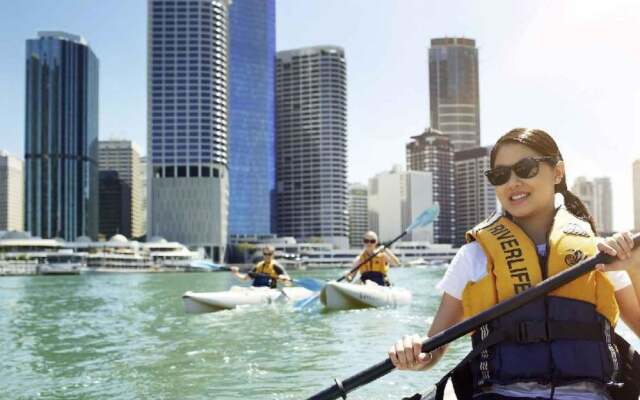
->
xmin=1 ymin=267 xmax=638 ymax=400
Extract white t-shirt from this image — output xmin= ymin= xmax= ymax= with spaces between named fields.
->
xmin=437 ymin=241 xmax=631 ymax=300
xmin=436 ymin=241 xmax=631 ymax=400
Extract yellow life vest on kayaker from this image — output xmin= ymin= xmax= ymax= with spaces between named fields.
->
xmin=461 ymin=206 xmax=618 ymax=325
xmin=255 ymin=260 xmax=279 ymax=280
xmin=357 ymin=251 xmax=389 ymax=275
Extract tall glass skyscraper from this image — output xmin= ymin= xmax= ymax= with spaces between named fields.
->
xmin=148 ymin=0 xmax=230 ymax=262
xmin=25 ymin=32 xmax=99 ymax=240
xmin=228 ymin=0 xmax=275 ymax=236
xmin=429 ymin=37 xmax=480 ymax=151
xmin=276 ymin=46 xmax=348 ymax=248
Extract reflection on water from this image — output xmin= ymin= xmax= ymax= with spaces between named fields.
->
xmin=0 ymin=268 xmax=638 ymax=400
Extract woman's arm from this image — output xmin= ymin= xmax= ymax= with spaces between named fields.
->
xmin=383 ymin=248 xmax=400 ymax=267
xmin=598 ymin=231 xmax=640 ymax=336
xmin=230 ymin=266 xmax=249 ymax=281
xmin=388 ymin=293 xmax=463 ymax=371
xmin=616 ymin=286 xmax=640 ymax=337
xmin=346 ymin=254 xmax=363 ymax=281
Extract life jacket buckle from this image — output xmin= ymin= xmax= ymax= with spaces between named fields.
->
xmin=516 ymin=321 xmax=548 ymax=343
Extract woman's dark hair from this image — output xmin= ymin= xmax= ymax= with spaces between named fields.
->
xmin=490 ymin=128 xmax=596 ymax=233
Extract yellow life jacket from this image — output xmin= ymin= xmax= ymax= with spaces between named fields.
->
xmin=358 ymin=251 xmax=389 ymax=275
xmin=255 ymin=260 xmax=279 ymax=280
xmin=462 ymin=206 xmax=618 ymax=326
xmin=454 ymin=207 xmax=622 ymax=390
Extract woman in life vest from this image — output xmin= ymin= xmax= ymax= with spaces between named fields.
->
xmin=347 ymin=231 xmax=400 ymax=286
xmin=388 ymin=128 xmax=640 ymax=400
xmin=231 ymin=245 xmax=291 ymax=288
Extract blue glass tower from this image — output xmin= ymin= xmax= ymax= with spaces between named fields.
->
xmin=228 ymin=0 xmax=276 ymax=236
xmin=24 ymin=32 xmax=99 ymax=240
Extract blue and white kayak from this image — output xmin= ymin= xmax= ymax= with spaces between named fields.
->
xmin=182 ymin=286 xmax=315 ymax=314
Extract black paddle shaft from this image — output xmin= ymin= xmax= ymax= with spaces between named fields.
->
xmin=336 ymin=231 xmax=406 ymax=283
xmin=307 ymin=234 xmax=640 ymax=400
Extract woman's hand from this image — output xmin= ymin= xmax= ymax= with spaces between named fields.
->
xmin=388 ymin=334 xmax=434 ymax=371
xmin=280 ymin=275 xmax=292 ymax=286
xmin=596 ymin=232 xmax=640 ymax=275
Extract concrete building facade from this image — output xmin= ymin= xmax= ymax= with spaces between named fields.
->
xmin=368 ymin=165 xmax=434 ymax=243
xmin=0 ymin=151 xmax=24 ymax=232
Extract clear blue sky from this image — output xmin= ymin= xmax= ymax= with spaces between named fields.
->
xmin=1 ymin=0 xmax=639 ymax=230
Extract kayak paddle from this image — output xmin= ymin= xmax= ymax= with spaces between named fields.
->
xmin=305 ymin=232 xmax=640 ymax=400
xmin=295 ymin=203 xmax=440 ymax=309
xmin=189 ymin=260 xmax=231 ymax=271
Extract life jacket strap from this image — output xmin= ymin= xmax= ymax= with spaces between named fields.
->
xmin=501 ymin=320 xmax=605 ymax=344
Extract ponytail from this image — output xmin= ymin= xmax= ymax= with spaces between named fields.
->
xmin=555 ymin=178 xmax=597 ymax=234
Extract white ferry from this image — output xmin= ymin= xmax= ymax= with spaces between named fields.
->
xmin=39 ymin=251 xmax=86 ymax=275
xmin=0 ymin=231 xmax=86 ymax=275
xmin=142 ymin=236 xmax=202 ymax=270
xmin=299 ymin=242 xmax=458 ymax=269
xmin=67 ymin=235 xmax=151 ymax=272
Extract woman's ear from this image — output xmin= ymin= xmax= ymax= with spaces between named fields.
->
xmin=554 ymin=160 xmax=565 ymax=185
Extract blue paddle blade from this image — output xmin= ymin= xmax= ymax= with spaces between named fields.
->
xmin=293 ymin=278 xmax=324 ymax=292
xmin=294 ymin=292 xmax=321 ymax=310
xmin=406 ymin=203 xmax=440 ymax=232
xmin=190 ymin=260 xmax=227 ymax=271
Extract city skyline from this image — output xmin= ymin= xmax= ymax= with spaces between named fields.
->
xmin=1 ymin=1 xmax=639 ymax=231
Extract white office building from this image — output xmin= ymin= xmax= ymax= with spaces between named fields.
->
xmin=0 ymin=151 xmax=24 ymax=231
xmin=571 ymin=176 xmax=613 ymax=234
xmin=368 ymin=165 xmax=434 ymax=243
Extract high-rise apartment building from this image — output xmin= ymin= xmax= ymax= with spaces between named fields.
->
xmin=368 ymin=165 xmax=434 ymax=243
xmin=99 ymin=140 xmax=144 ymax=238
xmin=148 ymin=0 xmax=230 ymax=261
xmin=572 ymin=176 xmax=613 ymax=234
xmin=593 ymin=177 xmax=613 ymax=233
xmin=228 ymin=0 xmax=275 ymax=236
xmin=634 ymin=160 xmax=640 ymax=231
xmin=140 ymin=156 xmax=147 ymax=235
xmin=99 ymin=171 xmax=132 ymax=238
xmin=429 ymin=37 xmax=480 ymax=151
xmin=348 ymin=183 xmax=368 ymax=248
xmin=454 ymin=146 xmax=496 ymax=246
xmin=276 ymin=46 xmax=348 ymax=248
xmin=406 ymin=128 xmax=455 ymax=244
xmin=0 ymin=151 xmax=24 ymax=231
xmin=25 ymin=31 xmax=99 ymax=240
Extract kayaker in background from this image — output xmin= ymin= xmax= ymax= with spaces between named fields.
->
xmin=346 ymin=231 xmax=400 ymax=286
xmin=230 ymin=245 xmax=291 ymax=288
xmin=388 ymin=128 xmax=640 ymax=400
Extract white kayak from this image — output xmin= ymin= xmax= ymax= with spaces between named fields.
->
xmin=319 ymin=280 xmax=412 ymax=310
xmin=182 ymin=285 xmax=314 ymax=314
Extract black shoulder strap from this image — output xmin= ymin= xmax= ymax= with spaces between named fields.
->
xmin=608 ymin=333 xmax=640 ymax=400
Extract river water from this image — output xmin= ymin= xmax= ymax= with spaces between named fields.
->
xmin=1 ymin=267 xmax=638 ymax=400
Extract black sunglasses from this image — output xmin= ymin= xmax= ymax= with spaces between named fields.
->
xmin=263 ymin=252 xmax=274 ymax=256
xmin=363 ymin=239 xmax=376 ymax=244
xmin=484 ymin=156 xmax=557 ymax=186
